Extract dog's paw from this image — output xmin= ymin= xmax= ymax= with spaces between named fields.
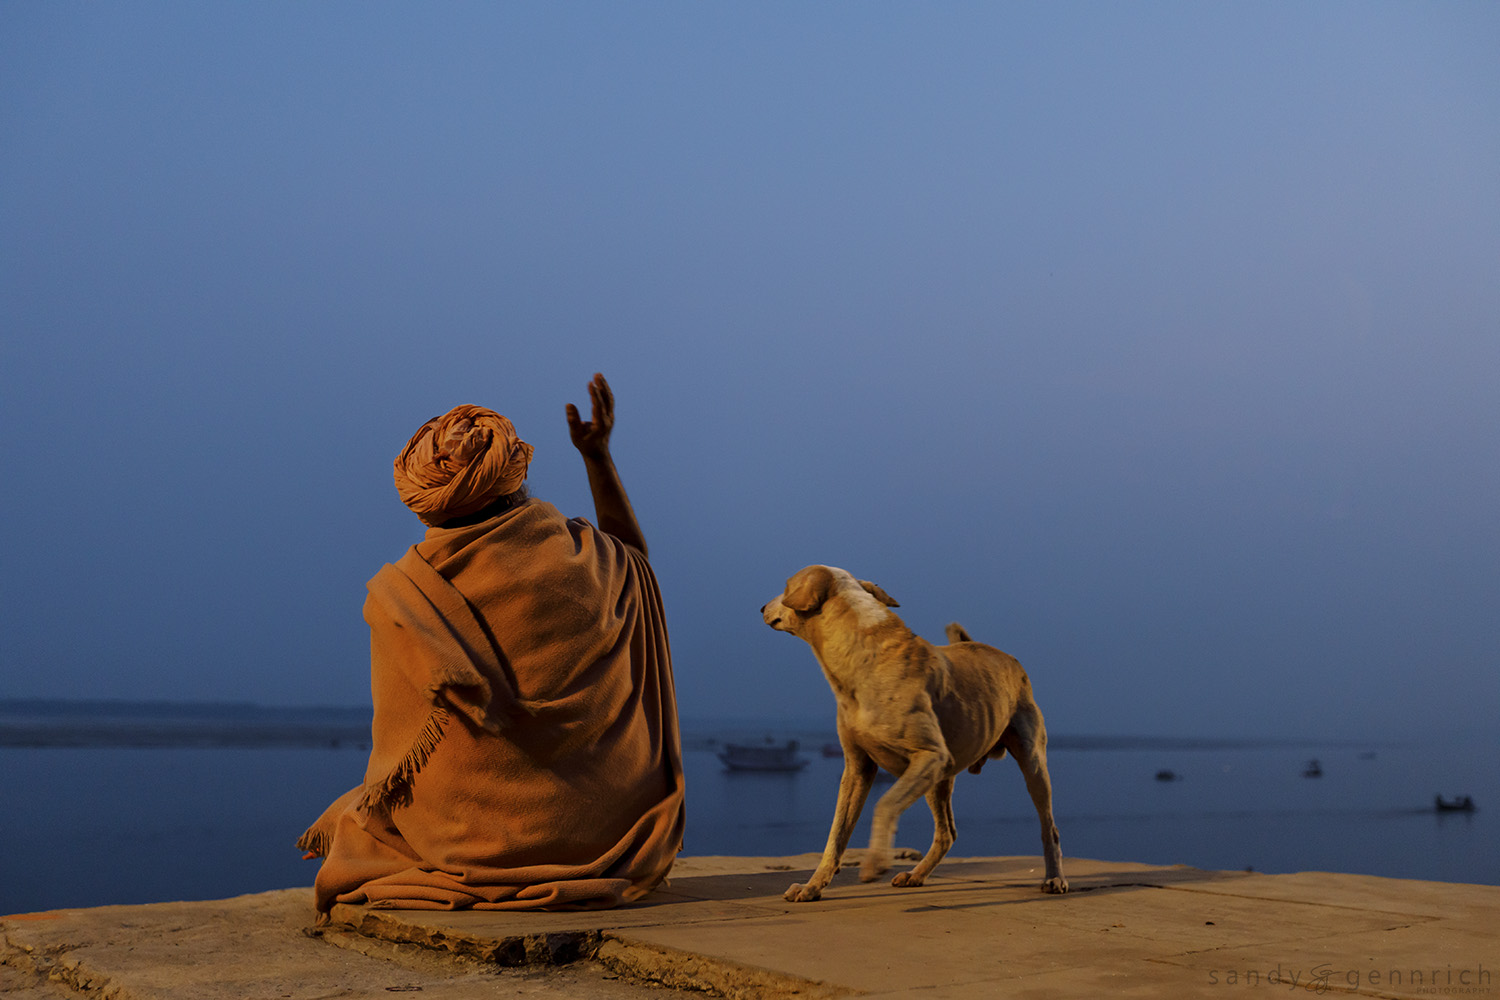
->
xmin=1041 ymin=876 xmax=1069 ymax=894
xmin=891 ymin=871 xmax=926 ymax=888
xmin=784 ymin=882 xmax=823 ymax=903
xmin=859 ymin=856 xmax=890 ymax=883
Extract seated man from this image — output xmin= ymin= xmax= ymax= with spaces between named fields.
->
xmin=299 ymin=374 xmax=684 ymax=916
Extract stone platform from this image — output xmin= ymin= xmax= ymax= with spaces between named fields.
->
xmin=4 ymin=854 xmax=1496 ymax=998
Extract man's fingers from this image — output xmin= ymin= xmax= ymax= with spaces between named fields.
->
xmin=569 ymin=375 xmax=613 ymax=443
xmin=591 ymin=374 xmax=614 ymax=425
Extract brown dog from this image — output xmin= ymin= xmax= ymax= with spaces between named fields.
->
xmin=761 ymin=565 xmax=1068 ymax=901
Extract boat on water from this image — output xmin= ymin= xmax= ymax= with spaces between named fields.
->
xmin=1155 ymin=769 xmax=1181 ymax=782
xmin=718 ymin=739 xmax=809 ymax=772
xmin=1435 ymin=795 xmax=1477 ymax=813
xmin=1302 ymin=759 xmax=1323 ymax=778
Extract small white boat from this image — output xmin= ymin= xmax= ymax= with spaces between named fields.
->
xmin=718 ymin=739 xmax=809 ymax=772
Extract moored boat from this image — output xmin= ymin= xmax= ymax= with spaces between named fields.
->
xmin=718 ymin=739 xmax=809 ymax=772
xmin=1435 ymin=794 xmax=1476 ymax=813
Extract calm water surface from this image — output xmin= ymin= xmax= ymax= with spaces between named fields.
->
xmin=683 ymin=739 xmax=1496 ymax=884
xmin=2 ymin=733 xmax=1494 ymax=915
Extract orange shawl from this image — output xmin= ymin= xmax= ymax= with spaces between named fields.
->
xmin=299 ymin=499 xmax=684 ymax=914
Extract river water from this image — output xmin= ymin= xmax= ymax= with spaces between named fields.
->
xmin=1 ymin=706 xmax=1493 ymax=914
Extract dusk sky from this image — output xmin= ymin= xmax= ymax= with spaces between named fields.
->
xmin=3 ymin=2 xmax=1496 ymax=741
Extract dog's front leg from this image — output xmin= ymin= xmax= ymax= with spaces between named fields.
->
xmin=891 ymin=775 xmax=956 ymax=887
xmin=862 ymin=749 xmax=950 ymax=883
xmin=785 ymin=755 xmax=876 ymax=902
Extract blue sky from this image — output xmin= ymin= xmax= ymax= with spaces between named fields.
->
xmin=2 ymin=2 xmax=1497 ymax=740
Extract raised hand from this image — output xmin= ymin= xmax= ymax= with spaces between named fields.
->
xmin=565 ymin=373 xmax=647 ymax=555
xmin=565 ymin=373 xmax=614 ymax=458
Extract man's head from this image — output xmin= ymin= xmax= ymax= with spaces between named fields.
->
xmin=393 ymin=405 xmax=533 ymax=526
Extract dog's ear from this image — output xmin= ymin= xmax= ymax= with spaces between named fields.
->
xmin=858 ymin=580 xmax=899 ymax=607
xmin=783 ymin=566 xmax=834 ymax=612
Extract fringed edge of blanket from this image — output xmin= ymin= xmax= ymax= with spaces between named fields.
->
xmin=357 ymin=703 xmax=451 ymax=812
xmin=296 ymin=826 xmax=330 ymax=857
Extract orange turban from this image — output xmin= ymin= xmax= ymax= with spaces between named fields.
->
xmin=393 ymin=405 xmax=534 ymax=526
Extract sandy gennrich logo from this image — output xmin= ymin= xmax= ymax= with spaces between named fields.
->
xmin=1206 ymin=962 xmax=1491 ymax=993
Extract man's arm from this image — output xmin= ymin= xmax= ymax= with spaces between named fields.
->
xmin=566 ymin=373 xmax=648 ymax=556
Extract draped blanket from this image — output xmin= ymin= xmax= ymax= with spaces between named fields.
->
xmin=299 ymin=500 xmax=685 ymax=915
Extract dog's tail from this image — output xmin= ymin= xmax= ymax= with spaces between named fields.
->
xmin=944 ymin=622 xmax=972 ymax=644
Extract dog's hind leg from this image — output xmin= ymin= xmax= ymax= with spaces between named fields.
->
xmin=1001 ymin=703 xmax=1068 ymax=894
xmin=891 ymin=775 xmax=955 ymax=887
xmin=785 ymin=752 xmax=877 ymax=902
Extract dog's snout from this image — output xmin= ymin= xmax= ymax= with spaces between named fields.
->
xmin=759 ymin=603 xmax=766 ymax=614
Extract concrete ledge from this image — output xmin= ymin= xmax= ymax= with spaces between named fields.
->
xmin=328 ymin=904 xmax=604 ymax=966
xmin=596 ymin=937 xmax=849 ymax=999
xmin=6 ymin=855 xmax=1498 ymax=999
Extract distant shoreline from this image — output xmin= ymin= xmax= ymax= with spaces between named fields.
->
xmin=0 ymin=699 xmax=1397 ymax=752
xmin=0 ymin=699 xmax=371 ymax=749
